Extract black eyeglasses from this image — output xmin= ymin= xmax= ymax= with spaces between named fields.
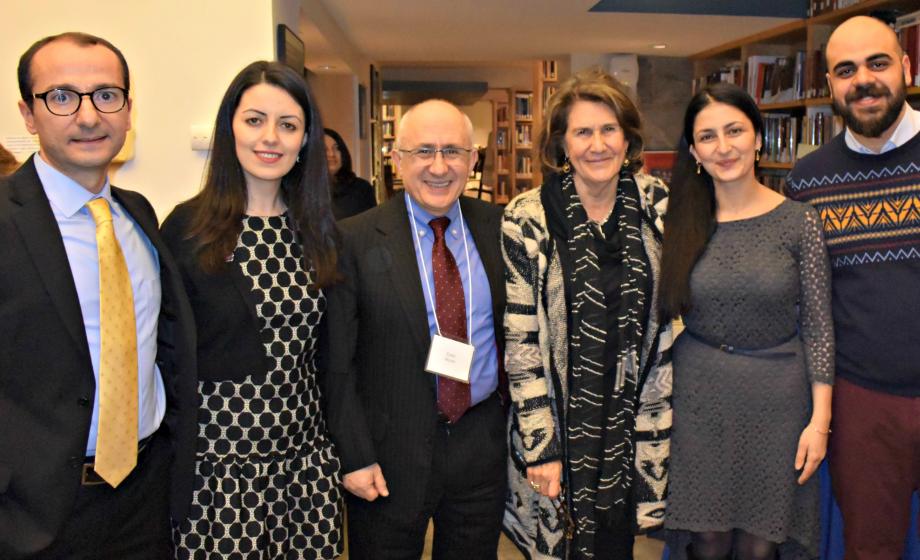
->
xmin=33 ymin=87 xmax=128 ymax=116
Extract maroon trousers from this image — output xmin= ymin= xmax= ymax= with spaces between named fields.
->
xmin=830 ymin=377 xmax=920 ymax=560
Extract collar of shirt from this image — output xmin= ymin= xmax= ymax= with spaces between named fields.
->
xmin=844 ymin=104 xmax=920 ymax=155
xmin=34 ymin=153 xmax=117 ymax=219
xmin=405 ymin=192 xmax=463 ymax=241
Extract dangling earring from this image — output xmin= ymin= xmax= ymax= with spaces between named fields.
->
xmin=622 ymin=157 xmax=630 ymax=169
xmin=755 ymin=148 xmax=761 ymax=162
xmin=695 ymin=161 xmax=701 ymax=175
xmin=562 ymin=157 xmax=571 ymax=173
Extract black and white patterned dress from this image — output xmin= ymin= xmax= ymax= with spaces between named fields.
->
xmin=174 ymin=215 xmax=343 ymax=559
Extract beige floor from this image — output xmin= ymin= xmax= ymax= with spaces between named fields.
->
xmin=343 ymin=522 xmax=665 ymax=559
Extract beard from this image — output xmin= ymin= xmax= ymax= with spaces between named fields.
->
xmin=833 ymin=79 xmax=907 ymax=138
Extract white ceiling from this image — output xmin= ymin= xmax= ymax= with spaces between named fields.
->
xmin=302 ymin=0 xmax=796 ymax=74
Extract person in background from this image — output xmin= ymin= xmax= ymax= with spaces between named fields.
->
xmin=787 ymin=15 xmax=920 ymax=560
xmin=325 ymin=127 xmax=376 ymax=220
xmin=161 ymin=60 xmax=343 ymax=559
xmin=0 ymin=142 xmax=19 ymax=175
xmin=659 ymin=82 xmax=833 ymax=560
xmin=324 ymin=99 xmax=507 ymax=559
xmin=501 ymin=68 xmax=672 ymax=559
xmin=1 ymin=32 xmax=197 ymax=558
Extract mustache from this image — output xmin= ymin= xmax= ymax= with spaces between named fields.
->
xmin=845 ymin=83 xmax=891 ymax=103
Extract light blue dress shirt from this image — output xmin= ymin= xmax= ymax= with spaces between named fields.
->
xmin=405 ymin=194 xmax=498 ymax=406
xmin=35 ymin=154 xmax=166 ymax=455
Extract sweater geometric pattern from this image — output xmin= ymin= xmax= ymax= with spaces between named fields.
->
xmin=787 ymin=136 xmax=920 ymax=269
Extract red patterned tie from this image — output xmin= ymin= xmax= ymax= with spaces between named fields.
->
xmin=429 ymin=216 xmax=471 ymax=423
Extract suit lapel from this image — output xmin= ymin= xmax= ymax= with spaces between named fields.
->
xmin=460 ymin=198 xmax=504 ymax=330
xmin=376 ymin=194 xmax=430 ymax=353
xmin=8 ymin=160 xmax=91 ymax=357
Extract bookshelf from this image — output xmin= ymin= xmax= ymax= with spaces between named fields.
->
xmin=381 ymin=104 xmax=402 ymax=187
xmin=691 ymin=0 xmax=920 ymax=190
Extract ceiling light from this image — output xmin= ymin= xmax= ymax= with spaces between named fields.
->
xmin=319 ymin=65 xmax=336 ymax=70
xmin=652 ymin=44 xmax=667 ymax=49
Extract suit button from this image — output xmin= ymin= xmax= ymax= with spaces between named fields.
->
xmin=69 ymin=456 xmax=84 ymax=468
xmin=77 ymin=397 xmax=91 ymax=407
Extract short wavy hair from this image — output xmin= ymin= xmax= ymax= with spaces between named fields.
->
xmin=538 ymin=67 xmax=644 ymax=175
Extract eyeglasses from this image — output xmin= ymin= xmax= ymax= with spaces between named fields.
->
xmin=33 ymin=87 xmax=128 ymax=116
xmin=396 ymin=146 xmax=473 ymax=163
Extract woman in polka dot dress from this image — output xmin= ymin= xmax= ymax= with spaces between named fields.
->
xmin=161 ymin=61 xmax=343 ymax=559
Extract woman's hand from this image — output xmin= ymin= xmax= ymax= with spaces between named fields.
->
xmin=526 ymin=460 xmax=563 ymax=499
xmin=795 ymin=424 xmax=829 ymax=485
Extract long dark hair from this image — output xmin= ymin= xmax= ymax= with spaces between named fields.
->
xmin=186 ymin=60 xmax=338 ymax=287
xmin=324 ymin=128 xmax=356 ymax=184
xmin=659 ymin=82 xmax=763 ymax=319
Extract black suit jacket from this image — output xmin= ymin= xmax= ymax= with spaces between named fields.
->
xmin=160 ymin=201 xmax=275 ymax=383
xmin=0 ymin=158 xmax=198 ymax=559
xmin=324 ymin=192 xmax=505 ymax=521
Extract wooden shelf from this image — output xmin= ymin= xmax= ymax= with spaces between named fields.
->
xmin=515 ymin=117 xmax=533 ymax=123
xmin=759 ymin=161 xmax=794 ymax=169
xmin=515 ymin=144 xmax=533 ymax=150
xmin=759 ymin=99 xmax=807 ymax=110
xmin=691 ymin=20 xmax=806 ymax=60
xmin=516 ymin=174 xmax=533 ymax=180
xmin=497 ymin=121 xmax=510 ymax=127
xmin=804 ymin=87 xmax=920 ymax=107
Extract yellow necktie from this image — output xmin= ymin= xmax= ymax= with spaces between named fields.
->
xmin=86 ymin=198 xmax=138 ymax=488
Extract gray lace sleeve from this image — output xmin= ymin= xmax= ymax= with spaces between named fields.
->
xmin=799 ymin=207 xmax=834 ymax=384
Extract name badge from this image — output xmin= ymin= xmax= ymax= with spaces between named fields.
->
xmin=425 ymin=334 xmax=474 ymax=384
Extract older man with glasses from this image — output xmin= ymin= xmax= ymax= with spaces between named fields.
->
xmin=0 ymin=32 xmax=196 ymax=558
xmin=324 ymin=99 xmax=508 ymax=559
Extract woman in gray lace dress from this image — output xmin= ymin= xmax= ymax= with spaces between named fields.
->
xmin=658 ymin=83 xmax=834 ymax=559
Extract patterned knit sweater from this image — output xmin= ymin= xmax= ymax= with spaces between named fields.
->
xmin=787 ymin=131 xmax=920 ymax=396
xmin=501 ymin=173 xmax=673 ymax=559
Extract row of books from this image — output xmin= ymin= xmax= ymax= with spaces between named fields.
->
xmin=381 ymin=105 xmax=397 ymax=120
xmin=381 ymin=121 xmax=395 ymax=138
xmin=746 ymin=53 xmax=807 ymax=104
xmin=692 ymin=62 xmax=742 ymax=94
xmin=516 ymin=155 xmax=533 ymax=176
xmin=760 ymin=174 xmax=787 ymax=193
xmin=495 ymin=128 xmax=508 ymax=150
xmin=515 ymin=124 xmax=533 ymax=147
xmin=496 ymin=104 xmax=508 ymax=123
xmin=761 ymin=113 xmax=799 ymax=164
xmin=542 ymin=60 xmax=558 ymax=81
xmin=496 ymin=153 xmax=508 ymax=174
xmin=707 ymin=51 xmax=830 ymax=103
xmin=515 ymin=93 xmax=534 ymax=120
xmin=808 ymin=0 xmax=860 ymax=17
xmin=761 ymin=110 xmax=842 ymax=165
xmin=897 ymin=10 xmax=920 ymax=87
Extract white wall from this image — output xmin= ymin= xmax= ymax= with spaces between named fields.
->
xmin=1 ymin=0 xmax=276 ymax=218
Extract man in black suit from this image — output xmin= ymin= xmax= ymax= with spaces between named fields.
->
xmin=325 ymin=99 xmax=507 ymax=559
xmin=0 ymin=32 xmax=196 ymax=558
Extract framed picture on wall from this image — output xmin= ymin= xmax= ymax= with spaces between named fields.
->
xmin=276 ymin=24 xmax=304 ymax=72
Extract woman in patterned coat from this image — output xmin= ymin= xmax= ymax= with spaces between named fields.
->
xmin=501 ymin=68 xmax=673 ymax=559
xmin=161 ymin=61 xmax=343 ymax=559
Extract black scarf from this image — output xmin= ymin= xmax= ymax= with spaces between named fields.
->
xmin=544 ymin=169 xmax=649 ymax=556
